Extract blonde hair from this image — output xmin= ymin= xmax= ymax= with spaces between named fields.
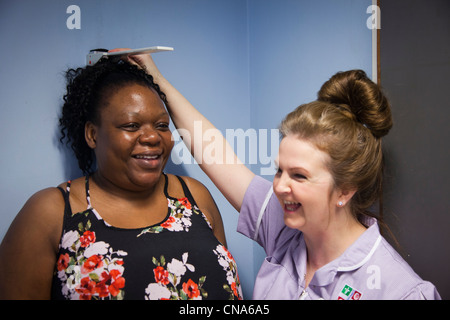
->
xmin=280 ymin=70 xmax=393 ymax=229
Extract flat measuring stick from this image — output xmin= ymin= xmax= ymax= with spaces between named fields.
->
xmin=86 ymin=46 xmax=174 ymax=65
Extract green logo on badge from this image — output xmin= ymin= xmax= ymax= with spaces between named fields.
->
xmin=338 ymin=284 xmax=363 ymax=300
xmin=341 ymin=285 xmax=353 ymax=296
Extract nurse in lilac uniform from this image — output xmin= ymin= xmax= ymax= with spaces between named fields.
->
xmin=132 ymin=54 xmax=440 ymax=300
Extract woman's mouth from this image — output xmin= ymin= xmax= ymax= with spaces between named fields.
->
xmin=133 ymin=154 xmax=160 ymax=160
xmin=132 ymin=152 xmax=163 ymax=169
xmin=284 ymin=200 xmax=301 ymax=213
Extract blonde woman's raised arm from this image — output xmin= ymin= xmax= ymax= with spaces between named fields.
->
xmin=126 ymin=52 xmax=255 ymax=211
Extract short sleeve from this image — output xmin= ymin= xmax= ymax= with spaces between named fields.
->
xmin=237 ymin=175 xmax=296 ymax=255
xmin=401 ymin=282 xmax=442 ymax=300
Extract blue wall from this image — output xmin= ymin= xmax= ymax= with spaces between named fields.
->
xmin=0 ymin=0 xmax=372 ymax=299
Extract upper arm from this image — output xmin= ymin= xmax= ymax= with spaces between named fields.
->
xmin=400 ymin=283 xmax=441 ymax=300
xmin=202 ymin=162 xmax=255 ymax=212
xmin=156 ymin=75 xmax=255 ymax=211
xmin=0 ymin=187 xmax=65 ymax=299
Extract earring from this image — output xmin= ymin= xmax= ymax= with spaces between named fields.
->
xmin=338 ymin=201 xmax=344 ymax=207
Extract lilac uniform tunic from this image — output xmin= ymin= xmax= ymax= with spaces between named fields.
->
xmin=237 ymin=176 xmax=441 ymax=300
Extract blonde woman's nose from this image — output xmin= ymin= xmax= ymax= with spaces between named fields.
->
xmin=273 ymin=172 xmax=291 ymax=194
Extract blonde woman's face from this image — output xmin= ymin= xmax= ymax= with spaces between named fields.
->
xmin=273 ymin=135 xmax=341 ymax=234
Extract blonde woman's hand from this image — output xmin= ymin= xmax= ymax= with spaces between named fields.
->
xmin=108 ymin=48 xmax=163 ymax=81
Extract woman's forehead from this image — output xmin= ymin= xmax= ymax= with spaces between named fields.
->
xmin=102 ymin=84 xmax=166 ymax=114
xmin=277 ymin=135 xmax=331 ymax=171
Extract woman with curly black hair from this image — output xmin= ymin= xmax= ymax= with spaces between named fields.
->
xmin=59 ymin=57 xmax=168 ymax=175
xmin=0 ymin=56 xmax=242 ymax=300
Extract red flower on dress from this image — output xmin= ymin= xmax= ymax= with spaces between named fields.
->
xmin=57 ymin=253 xmax=70 ymax=271
xmin=95 ymin=277 xmax=110 ymax=298
xmin=161 ymin=216 xmax=175 ymax=228
xmin=81 ymin=254 xmax=103 ymax=274
xmin=94 ymin=270 xmax=125 ymax=298
xmin=100 ymin=269 xmax=125 ymax=297
xmin=223 ymin=246 xmax=234 ymax=261
xmin=182 ymin=279 xmax=200 ymax=299
xmin=231 ymin=282 xmax=238 ymax=297
xmin=154 ymin=266 xmax=170 ymax=285
xmin=79 ymin=230 xmax=96 ymax=248
xmin=76 ymin=277 xmax=96 ymax=300
xmin=178 ymin=197 xmax=192 ymax=209
xmin=108 ymin=269 xmax=126 ymax=297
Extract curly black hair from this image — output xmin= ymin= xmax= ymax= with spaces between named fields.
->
xmin=59 ymin=57 xmax=167 ymax=175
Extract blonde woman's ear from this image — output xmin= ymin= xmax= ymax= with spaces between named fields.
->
xmin=336 ymin=188 xmax=357 ymax=207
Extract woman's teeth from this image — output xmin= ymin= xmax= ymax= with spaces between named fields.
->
xmin=134 ymin=155 xmax=159 ymax=160
xmin=284 ymin=200 xmax=301 ymax=211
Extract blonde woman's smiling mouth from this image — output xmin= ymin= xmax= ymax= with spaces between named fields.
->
xmin=284 ymin=200 xmax=301 ymax=213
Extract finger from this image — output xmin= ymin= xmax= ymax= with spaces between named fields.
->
xmin=108 ymin=48 xmax=131 ymax=53
xmin=108 ymin=48 xmax=138 ymax=65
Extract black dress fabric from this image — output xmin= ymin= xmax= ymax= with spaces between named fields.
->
xmin=51 ymin=174 xmax=242 ymax=300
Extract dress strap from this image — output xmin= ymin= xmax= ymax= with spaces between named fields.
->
xmin=57 ymin=181 xmax=73 ymax=219
xmin=175 ymin=175 xmax=199 ymax=208
xmin=85 ymin=176 xmax=92 ymax=210
xmin=163 ymin=173 xmax=169 ymax=197
xmin=65 ymin=180 xmax=72 ymax=192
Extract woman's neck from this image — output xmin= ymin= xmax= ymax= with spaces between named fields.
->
xmin=91 ymin=171 xmax=164 ymax=202
xmin=303 ymin=216 xmax=366 ymax=286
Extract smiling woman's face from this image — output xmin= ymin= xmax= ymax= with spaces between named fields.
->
xmin=273 ymin=135 xmax=341 ymax=234
xmin=85 ymin=83 xmax=173 ymax=191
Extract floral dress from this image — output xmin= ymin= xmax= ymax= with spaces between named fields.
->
xmin=51 ymin=174 xmax=242 ymax=300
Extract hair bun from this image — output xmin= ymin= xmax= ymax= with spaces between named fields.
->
xmin=317 ymin=69 xmax=392 ymax=138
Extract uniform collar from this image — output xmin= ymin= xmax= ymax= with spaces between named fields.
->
xmin=306 ymin=218 xmax=382 ymax=287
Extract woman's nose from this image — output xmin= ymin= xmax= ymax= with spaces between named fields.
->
xmin=274 ymin=172 xmax=291 ymax=194
xmin=138 ymin=127 xmax=161 ymax=145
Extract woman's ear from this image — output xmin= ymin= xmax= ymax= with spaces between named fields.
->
xmin=336 ymin=188 xmax=357 ymax=208
xmin=85 ymin=121 xmax=97 ymax=149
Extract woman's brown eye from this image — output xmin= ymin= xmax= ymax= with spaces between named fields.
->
xmin=121 ymin=123 xmax=139 ymax=131
xmin=157 ymin=123 xmax=170 ymax=130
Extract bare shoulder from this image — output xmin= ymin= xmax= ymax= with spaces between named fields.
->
xmin=0 ymin=186 xmax=66 ymax=299
xmin=165 ymin=174 xmax=212 ymax=200
xmin=22 ymin=187 xmax=65 ymax=218
xmin=27 ymin=186 xmax=66 ymax=206
xmin=7 ymin=187 xmax=66 ymax=247
xmin=180 ymin=176 xmax=214 ymax=200
xmin=176 ymin=175 xmax=227 ymax=241
xmin=178 ymin=176 xmax=220 ymax=213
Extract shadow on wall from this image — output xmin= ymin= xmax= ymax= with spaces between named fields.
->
xmin=53 ymin=117 xmax=84 ymax=180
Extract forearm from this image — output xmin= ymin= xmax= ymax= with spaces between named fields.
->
xmin=157 ymin=76 xmax=214 ymax=159
xmin=144 ymin=56 xmax=255 ymax=211
xmin=131 ymin=54 xmax=217 ymax=159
